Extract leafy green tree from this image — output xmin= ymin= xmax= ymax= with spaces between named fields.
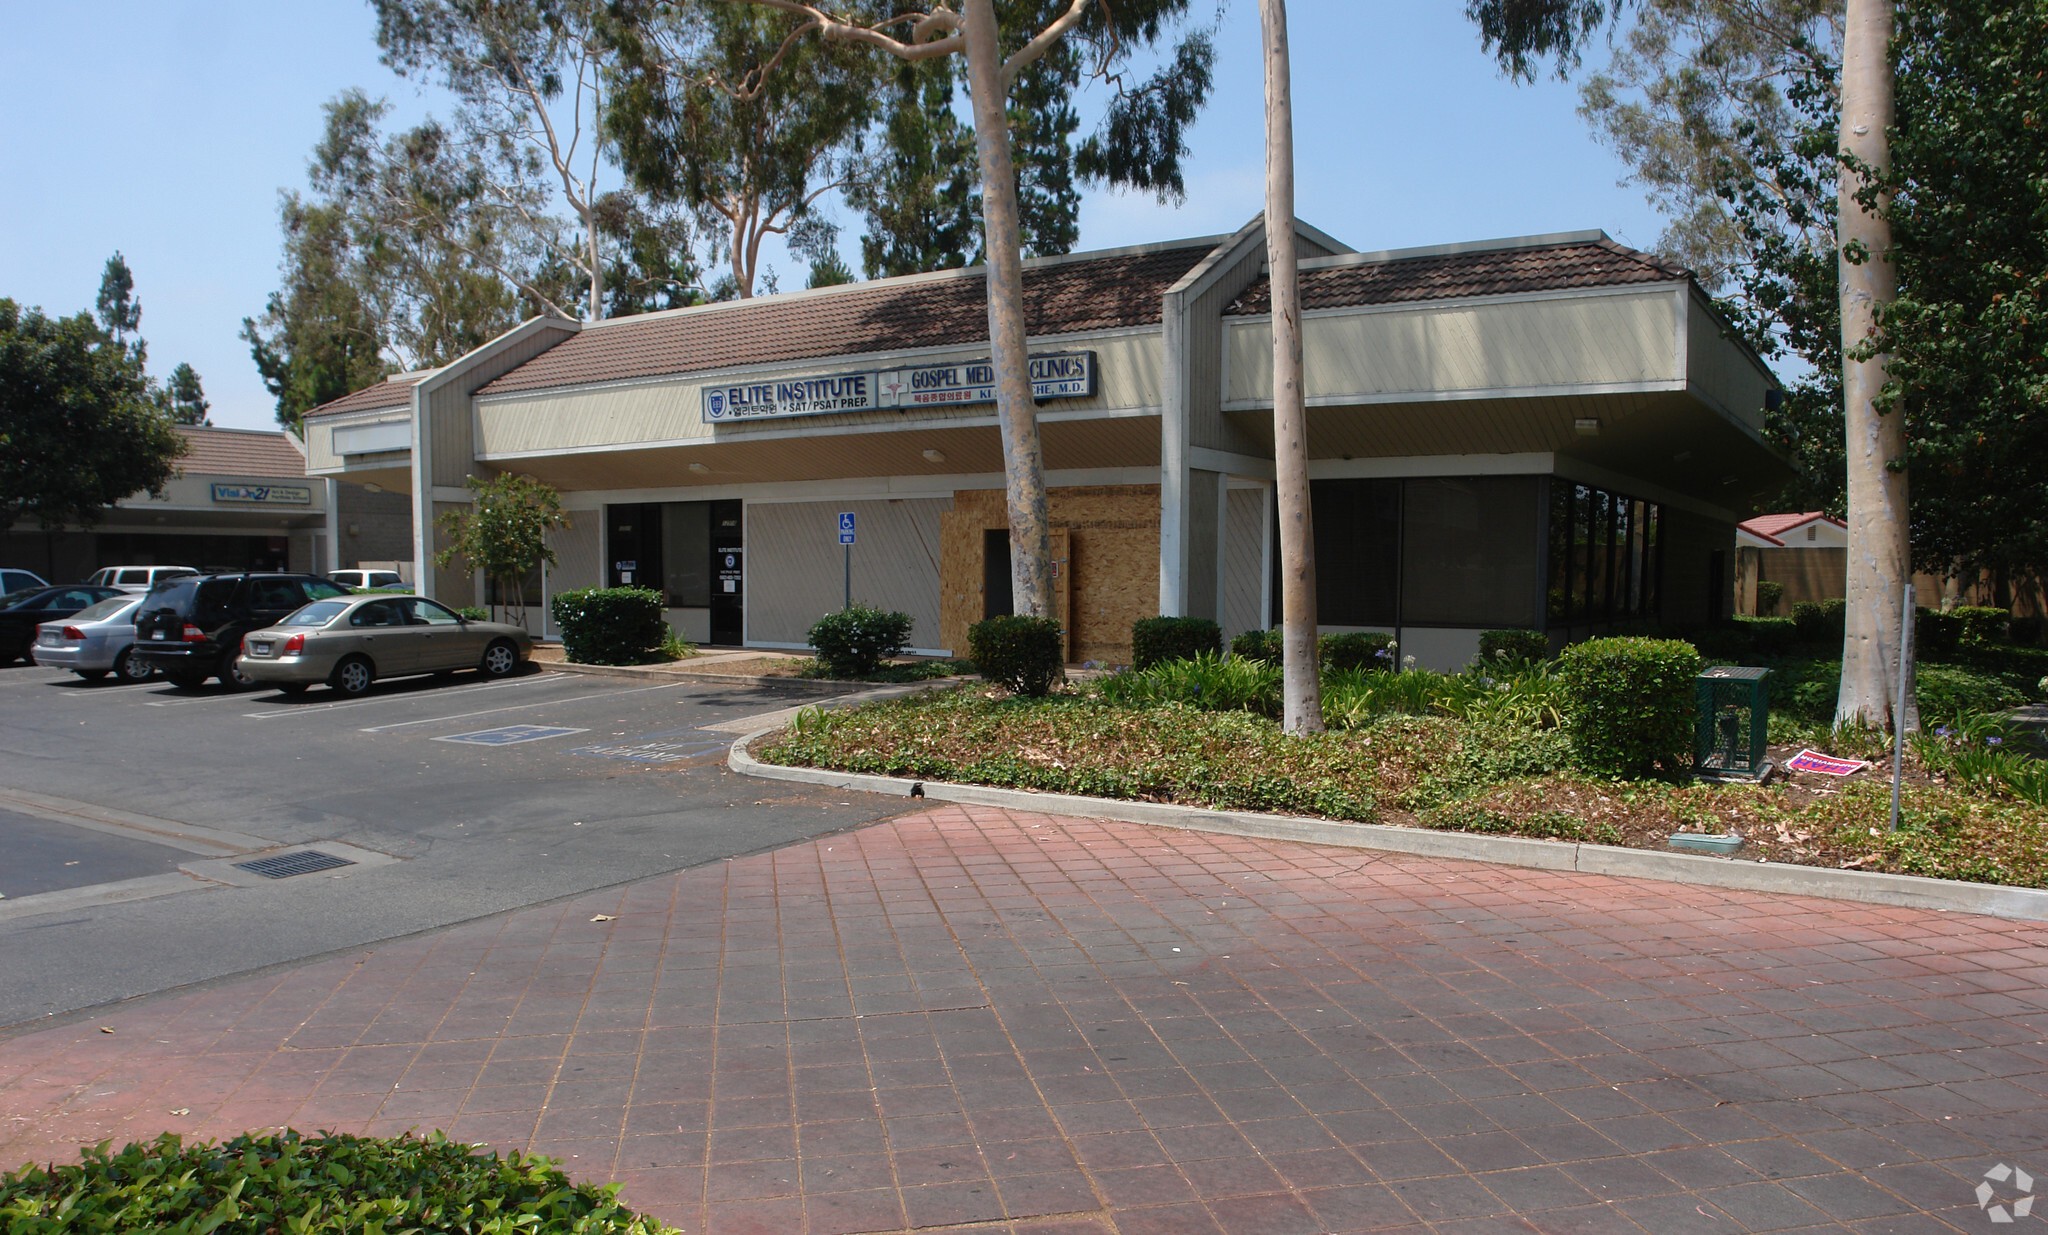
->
xmin=805 ymin=250 xmax=855 ymax=287
xmin=844 ymin=58 xmax=978 ymax=278
xmin=95 ymin=253 xmax=142 ymax=345
xmin=434 ymin=472 xmax=570 ymax=626
xmin=0 ymin=299 xmax=187 ymax=563
xmin=165 ymin=363 xmax=210 ymax=426
xmin=603 ymin=1 xmax=882 ymax=298
xmin=242 ymin=194 xmax=395 ymax=430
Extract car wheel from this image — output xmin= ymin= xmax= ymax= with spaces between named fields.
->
xmin=112 ymin=647 xmax=153 ymax=683
xmin=166 ymin=670 xmax=209 ymax=690
xmin=75 ymin=669 xmax=109 ymax=682
xmin=277 ymin=683 xmax=310 ymax=696
xmin=221 ymin=658 xmax=258 ymax=690
xmin=330 ymin=656 xmax=375 ymax=697
xmin=480 ymin=639 xmax=520 ymax=679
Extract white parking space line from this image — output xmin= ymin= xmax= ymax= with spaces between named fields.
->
xmin=58 ymin=681 xmax=167 ymax=697
xmin=241 ymin=674 xmax=548 ymax=720
xmin=360 ymin=679 xmax=692 ymax=733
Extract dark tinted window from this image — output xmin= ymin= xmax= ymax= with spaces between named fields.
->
xmin=248 ymin=577 xmax=305 ymax=609
xmin=350 ymin=599 xmax=408 ymax=628
xmin=1311 ymin=479 xmax=1401 ymax=628
xmin=1400 ymin=478 xmax=1541 ymax=628
xmin=195 ymin=580 xmax=237 ymax=620
xmin=145 ymin=579 xmax=200 ymax=612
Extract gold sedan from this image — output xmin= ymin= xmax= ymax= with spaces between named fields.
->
xmin=236 ymin=595 xmax=533 ymax=696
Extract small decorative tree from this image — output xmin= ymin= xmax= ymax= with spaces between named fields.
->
xmin=434 ymin=473 xmax=570 ymax=628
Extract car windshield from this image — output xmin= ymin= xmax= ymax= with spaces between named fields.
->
xmin=0 ymin=589 xmax=51 ymax=611
xmin=279 ymin=600 xmax=350 ymax=627
xmin=73 ymin=596 xmax=139 ymax=623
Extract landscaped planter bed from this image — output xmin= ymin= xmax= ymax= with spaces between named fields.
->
xmin=758 ymin=685 xmax=2048 ymax=890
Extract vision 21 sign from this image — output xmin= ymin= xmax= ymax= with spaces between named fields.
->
xmin=701 ymin=351 xmax=1095 ymax=424
xmin=210 ymin=482 xmax=312 ymax=506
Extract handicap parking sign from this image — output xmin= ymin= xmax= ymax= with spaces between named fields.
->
xmin=838 ymin=511 xmax=855 ymax=544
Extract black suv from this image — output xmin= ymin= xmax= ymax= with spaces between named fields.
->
xmin=133 ymin=573 xmax=354 ymax=688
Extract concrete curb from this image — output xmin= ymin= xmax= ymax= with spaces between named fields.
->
xmin=728 ymin=731 xmax=2048 ymax=923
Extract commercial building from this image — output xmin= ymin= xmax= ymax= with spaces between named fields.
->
xmin=1 ymin=425 xmax=410 ymax=583
xmin=301 ymin=214 xmax=1790 ymax=667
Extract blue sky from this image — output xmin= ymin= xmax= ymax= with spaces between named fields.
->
xmin=2 ymin=2 xmax=1666 ymax=432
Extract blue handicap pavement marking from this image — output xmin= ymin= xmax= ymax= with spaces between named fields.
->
xmin=435 ymin=724 xmax=589 ymax=746
xmin=573 ymin=726 xmax=731 ymax=763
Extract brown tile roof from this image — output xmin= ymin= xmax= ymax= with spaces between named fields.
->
xmin=303 ymin=371 xmax=433 ymax=420
xmin=175 ymin=426 xmax=306 ymax=477
xmin=1227 ymin=238 xmax=1688 ymax=315
xmin=477 ymin=243 xmax=1218 ymax=397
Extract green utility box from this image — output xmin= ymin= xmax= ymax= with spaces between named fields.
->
xmin=1695 ymin=665 xmax=1771 ymax=779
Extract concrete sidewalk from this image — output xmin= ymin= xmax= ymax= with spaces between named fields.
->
xmin=3 ymin=804 xmax=2045 ymax=1233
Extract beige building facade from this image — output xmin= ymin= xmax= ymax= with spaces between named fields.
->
xmin=301 ymin=215 xmax=1790 ymax=668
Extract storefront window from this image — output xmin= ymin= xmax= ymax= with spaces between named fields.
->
xmin=1400 ymin=477 xmax=1540 ymax=628
xmin=1309 ymin=478 xmax=1400 ymax=627
xmin=1544 ymin=482 xmax=1662 ymax=628
xmin=1547 ymin=481 xmax=1575 ymax=626
xmin=662 ymin=502 xmax=712 ymax=607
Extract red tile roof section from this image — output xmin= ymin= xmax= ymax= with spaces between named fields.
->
xmin=1227 ymin=238 xmax=1688 ymax=315
xmin=476 ymin=244 xmax=1215 ymax=397
xmin=1741 ymin=512 xmax=1844 ymax=541
xmin=175 ymin=426 xmax=306 ymax=477
xmin=303 ymin=372 xmax=431 ymax=420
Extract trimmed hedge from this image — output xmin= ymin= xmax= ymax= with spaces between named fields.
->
xmin=1131 ymin=616 xmax=1222 ymax=669
xmin=807 ymin=604 xmax=914 ymax=678
xmin=1557 ymin=636 xmax=1703 ymax=776
xmin=456 ymin=606 xmax=489 ymax=622
xmin=1479 ymin=629 xmax=1548 ymax=665
xmin=1956 ymin=605 xmax=2010 ymax=645
xmin=549 ymin=586 xmax=667 ymax=665
xmin=1231 ymin=629 xmax=1281 ymax=662
xmin=0 ymin=1130 xmax=669 ymax=1234
xmin=968 ymin=615 xmax=1065 ymax=696
xmin=1756 ymin=580 xmax=1784 ymax=616
xmin=1322 ymin=631 xmax=1397 ymax=672
xmin=1915 ymin=606 xmax=1961 ymax=656
xmin=1792 ymin=598 xmax=1846 ymax=646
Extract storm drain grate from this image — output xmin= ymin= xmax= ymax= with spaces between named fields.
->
xmin=234 ymin=850 xmax=357 ymax=879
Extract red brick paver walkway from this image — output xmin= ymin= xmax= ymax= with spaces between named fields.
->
xmin=4 ymin=804 xmax=2046 ymax=1233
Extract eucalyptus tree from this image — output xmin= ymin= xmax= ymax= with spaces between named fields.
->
xmin=602 ymin=1 xmax=880 ymax=299
xmin=374 ymin=0 xmax=623 ymax=320
xmin=677 ymin=0 xmax=1216 ymax=619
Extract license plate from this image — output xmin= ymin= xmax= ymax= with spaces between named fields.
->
xmin=38 ymin=632 xmax=56 ymax=646
xmin=251 ymin=642 xmax=272 ymax=657
xmin=151 ymin=630 xmax=165 ymax=640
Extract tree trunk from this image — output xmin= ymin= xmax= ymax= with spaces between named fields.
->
xmin=1835 ymin=0 xmax=1914 ymax=732
xmin=585 ymin=203 xmax=603 ymax=320
xmin=961 ymin=0 xmax=1055 ymax=619
xmin=1261 ymin=0 xmax=1323 ymax=733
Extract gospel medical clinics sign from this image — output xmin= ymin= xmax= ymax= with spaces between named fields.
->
xmin=701 ymin=351 xmax=1095 ymax=423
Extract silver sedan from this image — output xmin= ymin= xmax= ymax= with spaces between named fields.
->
xmin=236 ymin=595 xmax=533 ymax=696
xmin=32 ymin=595 xmax=154 ymax=683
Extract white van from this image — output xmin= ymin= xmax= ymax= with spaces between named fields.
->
xmin=87 ymin=566 xmax=201 ymax=594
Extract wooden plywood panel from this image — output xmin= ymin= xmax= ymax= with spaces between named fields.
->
xmin=749 ymin=497 xmax=949 ymax=648
xmin=939 ymin=485 xmax=1160 ymax=665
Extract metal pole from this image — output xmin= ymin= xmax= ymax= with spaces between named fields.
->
xmin=844 ymin=543 xmax=851 ymax=611
xmin=1889 ymin=581 xmax=1914 ymax=832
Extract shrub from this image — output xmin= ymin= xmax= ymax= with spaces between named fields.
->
xmin=1231 ymin=628 xmax=1282 ymax=662
xmin=1479 ymin=629 xmax=1549 ymax=666
xmin=549 ymin=586 xmax=667 ymax=665
xmin=1792 ymin=598 xmax=1846 ymax=646
xmin=456 ymin=605 xmax=489 ymax=622
xmin=1131 ymin=616 xmax=1222 ymax=669
xmin=1917 ymin=664 xmax=2026 ymax=716
xmin=1915 ymin=606 xmax=1961 ymax=655
xmin=1756 ymin=580 xmax=1785 ymax=616
xmin=1097 ymin=652 xmax=1281 ymax=714
xmin=1557 ymin=636 xmax=1703 ymax=776
xmin=1955 ymin=605 xmax=2010 ymax=645
xmin=1322 ymin=631 xmax=1397 ymax=671
xmin=968 ymin=615 xmax=1065 ymax=696
xmin=0 ymin=1130 xmax=668 ymax=1234
xmin=2011 ymin=616 xmax=2042 ymax=645
xmin=1738 ymin=616 xmax=1799 ymax=656
xmin=1687 ymin=625 xmax=1754 ymax=662
xmin=807 ymin=604 xmax=914 ymax=678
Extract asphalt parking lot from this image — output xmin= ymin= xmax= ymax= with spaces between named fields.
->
xmin=0 ymin=660 xmax=900 ymax=1031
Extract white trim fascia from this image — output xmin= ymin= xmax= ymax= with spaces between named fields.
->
xmin=475 ymin=407 xmax=1163 ymax=463
xmin=1551 ymin=455 xmax=1740 ymax=524
xmin=1674 ymin=284 xmax=1691 ymax=387
xmin=567 ymin=466 xmax=1161 ymax=508
xmin=1190 ymin=447 xmax=1275 ymax=480
xmin=414 ymin=315 xmax=579 ymax=398
xmin=1297 ymin=229 xmax=1613 ymax=271
xmin=306 ymin=402 xmax=412 ymax=427
xmin=1222 ymin=378 xmax=1686 ymax=413
xmin=472 ymin=323 xmax=1161 ymax=406
xmin=1224 ymin=279 xmax=1687 ymax=329
xmin=1164 ymin=215 xmax=1267 ymax=300
xmin=88 ymin=520 xmax=326 ymax=536
xmin=1292 ymin=217 xmax=1355 ymax=257
xmin=1307 ymin=453 xmax=1556 ymax=480
xmin=306 ymin=455 xmax=412 ymax=479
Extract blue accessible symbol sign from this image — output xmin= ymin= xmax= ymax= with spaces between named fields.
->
xmin=838 ymin=511 xmax=855 ymax=544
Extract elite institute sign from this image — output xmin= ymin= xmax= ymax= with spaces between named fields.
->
xmin=701 ymin=351 xmax=1095 ymax=424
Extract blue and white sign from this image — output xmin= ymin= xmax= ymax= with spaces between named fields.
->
xmin=838 ymin=511 xmax=856 ymax=545
xmin=701 ymin=351 xmax=1095 ymax=424
xmin=211 ymin=482 xmax=312 ymax=506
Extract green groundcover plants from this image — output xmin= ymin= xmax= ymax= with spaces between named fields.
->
xmin=0 ymin=1130 xmax=673 ymax=1234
